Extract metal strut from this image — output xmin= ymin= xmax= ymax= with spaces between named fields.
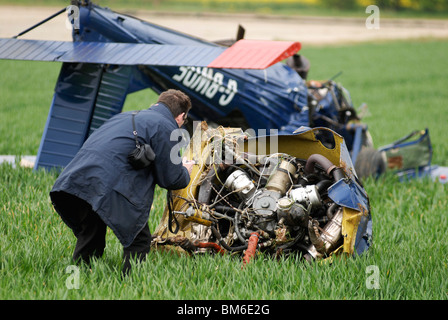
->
xmin=12 ymin=7 xmax=67 ymax=39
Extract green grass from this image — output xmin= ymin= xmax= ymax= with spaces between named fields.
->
xmin=1 ymin=166 xmax=447 ymax=299
xmin=1 ymin=39 xmax=448 ymax=300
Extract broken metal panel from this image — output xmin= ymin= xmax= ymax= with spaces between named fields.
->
xmin=35 ymin=63 xmax=103 ymax=170
xmin=379 ymin=128 xmax=432 ymax=172
xmin=328 ymin=179 xmax=369 ymax=212
xmin=208 ymin=39 xmax=302 ymax=69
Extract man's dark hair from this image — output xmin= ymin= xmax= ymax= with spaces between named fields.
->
xmin=157 ymin=89 xmax=192 ymax=118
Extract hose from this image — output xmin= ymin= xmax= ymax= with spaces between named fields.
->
xmin=193 ymin=241 xmax=226 ymax=255
xmin=211 ymin=225 xmax=247 ymax=252
xmin=305 ymin=154 xmax=345 ymax=182
xmin=326 ymin=202 xmax=340 ymax=220
xmin=305 ymin=154 xmax=334 ymax=175
xmin=316 ymin=179 xmax=333 ymax=193
xmin=242 ymin=232 xmax=259 ymax=267
xmin=332 ymin=167 xmax=345 ymax=181
xmin=214 ymin=205 xmax=239 ymax=214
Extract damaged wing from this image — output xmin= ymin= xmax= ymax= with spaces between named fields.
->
xmin=0 ymin=38 xmax=301 ymax=69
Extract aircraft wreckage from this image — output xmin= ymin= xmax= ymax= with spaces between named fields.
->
xmin=151 ymin=124 xmax=372 ymax=263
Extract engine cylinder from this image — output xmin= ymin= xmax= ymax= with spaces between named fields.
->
xmin=265 ymin=160 xmax=297 ymax=195
xmin=224 ymin=169 xmax=255 ymax=200
xmin=289 ymin=185 xmax=321 ymax=207
xmin=277 ymin=197 xmax=308 ymax=226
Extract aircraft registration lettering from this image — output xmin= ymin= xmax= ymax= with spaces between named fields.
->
xmin=172 ymin=66 xmax=238 ymax=106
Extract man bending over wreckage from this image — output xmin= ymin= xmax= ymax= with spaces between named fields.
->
xmin=50 ymin=89 xmax=195 ymax=275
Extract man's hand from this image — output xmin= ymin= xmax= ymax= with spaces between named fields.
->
xmin=182 ymin=157 xmax=195 ymax=174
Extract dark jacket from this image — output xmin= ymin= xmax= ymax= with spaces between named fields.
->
xmin=50 ymin=103 xmax=190 ymax=247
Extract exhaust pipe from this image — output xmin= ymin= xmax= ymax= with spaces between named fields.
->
xmin=305 ymin=206 xmax=343 ymax=260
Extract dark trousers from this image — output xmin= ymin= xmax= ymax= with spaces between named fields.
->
xmin=52 ymin=192 xmax=151 ymax=274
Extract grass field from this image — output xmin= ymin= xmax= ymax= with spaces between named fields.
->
xmin=1 ymin=39 xmax=448 ymax=300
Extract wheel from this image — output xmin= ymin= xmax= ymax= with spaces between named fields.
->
xmin=354 ymin=147 xmax=387 ymax=180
